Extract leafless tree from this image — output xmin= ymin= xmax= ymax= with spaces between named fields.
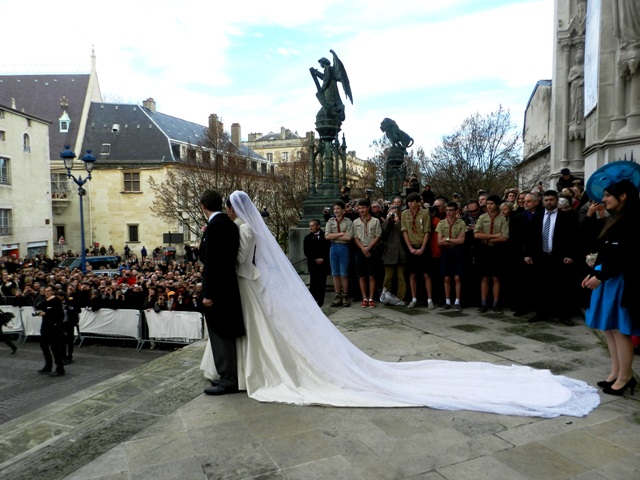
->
xmin=148 ymin=126 xmax=269 ymax=240
xmin=149 ymin=128 xmax=314 ymax=249
xmin=422 ymin=106 xmax=522 ymax=200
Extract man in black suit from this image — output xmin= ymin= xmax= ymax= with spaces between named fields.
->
xmin=304 ymin=219 xmax=330 ymax=306
xmin=37 ymin=286 xmax=66 ymax=377
xmin=509 ymin=192 xmax=542 ymax=316
xmin=199 ymin=190 xmax=245 ymax=395
xmin=525 ymin=190 xmax=579 ymax=325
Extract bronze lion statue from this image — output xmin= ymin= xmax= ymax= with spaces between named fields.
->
xmin=380 ymin=118 xmax=414 ymax=149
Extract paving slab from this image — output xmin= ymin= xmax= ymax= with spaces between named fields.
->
xmin=0 ymin=295 xmax=639 ymax=480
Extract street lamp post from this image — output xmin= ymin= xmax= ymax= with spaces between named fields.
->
xmin=59 ymin=146 xmax=96 ymax=273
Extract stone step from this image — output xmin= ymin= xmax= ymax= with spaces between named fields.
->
xmin=0 ymin=342 xmax=207 ymax=480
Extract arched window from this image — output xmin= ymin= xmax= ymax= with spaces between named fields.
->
xmin=23 ymin=133 xmax=31 ymax=153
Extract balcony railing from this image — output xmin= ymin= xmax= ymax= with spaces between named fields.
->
xmin=51 ymin=183 xmax=72 ymax=213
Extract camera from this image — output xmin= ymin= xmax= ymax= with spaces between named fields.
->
xmin=32 ymin=310 xmax=42 ymax=317
xmin=365 ymin=189 xmax=374 ymax=195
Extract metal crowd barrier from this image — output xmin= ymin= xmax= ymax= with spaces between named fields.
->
xmin=1 ymin=306 xmax=204 ymax=350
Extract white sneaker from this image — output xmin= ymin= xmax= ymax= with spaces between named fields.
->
xmin=408 ymin=300 xmax=417 ymax=309
xmin=427 ymin=301 xmax=435 ymax=310
xmin=379 ymin=291 xmax=387 ymax=303
xmin=394 ymin=299 xmax=406 ymax=306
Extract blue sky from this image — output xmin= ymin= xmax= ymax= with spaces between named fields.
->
xmin=1 ymin=0 xmax=554 ymax=158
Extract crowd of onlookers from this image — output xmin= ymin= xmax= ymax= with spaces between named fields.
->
xmin=306 ymin=168 xmax=612 ymax=329
xmin=0 ymin=250 xmax=206 ymax=313
xmin=0 ymin=250 xmax=209 ymax=361
xmin=0 ymin=166 xmax=596 ymax=322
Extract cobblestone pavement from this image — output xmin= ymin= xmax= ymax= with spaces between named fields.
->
xmin=0 ymin=338 xmax=170 ymax=425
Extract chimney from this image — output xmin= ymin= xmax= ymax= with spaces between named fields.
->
xmin=231 ymin=123 xmax=241 ymax=146
xmin=280 ymin=126 xmax=286 ymax=140
xmin=142 ymin=98 xmax=156 ymax=112
xmin=209 ymin=114 xmax=223 ymax=143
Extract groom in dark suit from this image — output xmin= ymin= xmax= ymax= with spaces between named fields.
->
xmin=199 ymin=190 xmax=245 ymax=395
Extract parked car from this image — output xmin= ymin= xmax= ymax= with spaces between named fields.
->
xmin=58 ymin=255 xmax=119 ymax=271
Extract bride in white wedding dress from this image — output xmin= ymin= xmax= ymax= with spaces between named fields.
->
xmin=201 ymin=191 xmax=600 ymax=418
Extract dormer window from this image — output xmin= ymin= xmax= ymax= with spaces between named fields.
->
xmin=59 ymin=110 xmax=71 ymax=133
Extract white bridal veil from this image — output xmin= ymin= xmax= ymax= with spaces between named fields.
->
xmin=228 ymin=191 xmax=600 ymax=417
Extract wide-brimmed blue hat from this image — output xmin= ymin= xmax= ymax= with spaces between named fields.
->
xmin=586 ymin=160 xmax=640 ymax=201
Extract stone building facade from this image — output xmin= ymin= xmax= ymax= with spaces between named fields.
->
xmin=244 ymin=126 xmax=370 ymax=191
xmin=0 ymin=105 xmax=54 ymax=257
xmin=1 ymin=53 xmax=268 ymax=258
xmin=523 ymin=0 xmax=640 ymax=191
xmin=244 ymin=127 xmax=309 ymax=168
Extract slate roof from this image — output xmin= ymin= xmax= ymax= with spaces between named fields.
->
xmin=0 ymin=103 xmax=51 ymax=125
xmin=255 ymin=130 xmax=302 ymax=141
xmin=82 ymin=103 xmax=172 ymax=163
xmin=142 ymin=108 xmax=265 ymax=162
xmin=0 ymin=73 xmax=265 ymax=165
xmin=0 ymin=74 xmax=91 ymax=159
xmin=81 ymin=103 xmax=266 ymax=165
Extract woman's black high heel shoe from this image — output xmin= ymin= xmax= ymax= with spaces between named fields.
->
xmin=597 ymin=379 xmax=616 ymax=388
xmin=603 ymin=377 xmax=637 ymax=397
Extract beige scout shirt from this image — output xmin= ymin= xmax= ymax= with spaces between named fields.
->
xmin=474 ymin=213 xmax=509 ymax=245
xmin=435 ymin=218 xmax=466 ymax=244
xmin=352 ymin=216 xmax=382 ymax=247
xmin=325 ymin=216 xmax=353 ymax=244
xmin=401 ymin=208 xmax=431 ymax=247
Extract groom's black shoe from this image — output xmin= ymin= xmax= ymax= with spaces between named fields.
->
xmin=204 ymin=384 xmax=239 ymax=396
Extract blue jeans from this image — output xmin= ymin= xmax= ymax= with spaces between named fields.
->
xmin=330 ymin=243 xmax=350 ymax=277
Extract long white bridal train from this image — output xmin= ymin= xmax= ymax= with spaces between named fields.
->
xmin=200 ymin=191 xmax=600 ymax=418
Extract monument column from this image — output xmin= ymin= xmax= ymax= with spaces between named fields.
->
xmin=625 ymin=70 xmax=640 ymax=131
xmin=616 ymin=0 xmax=640 ymax=134
xmin=610 ymin=70 xmax=627 ymax=133
xmin=291 ymin=50 xmax=353 ymax=272
xmin=308 ymin=132 xmax=317 ymax=196
xmin=560 ymin=41 xmax=572 ymax=168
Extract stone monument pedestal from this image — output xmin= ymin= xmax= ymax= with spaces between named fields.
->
xmin=288 ymin=227 xmax=310 ymax=274
xmin=384 ymin=147 xmax=407 ymax=200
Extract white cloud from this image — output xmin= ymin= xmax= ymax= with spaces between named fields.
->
xmin=0 ymin=0 xmax=553 ymax=159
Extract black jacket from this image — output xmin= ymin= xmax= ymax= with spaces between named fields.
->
xmin=526 ymin=209 xmax=579 ymax=260
xmin=201 ymin=213 xmax=245 ymax=339
xmin=303 ymin=230 xmax=330 ymax=271
xmin=40 ymin=296 xmax=65 ymax=337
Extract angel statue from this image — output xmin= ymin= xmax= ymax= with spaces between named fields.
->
xmin=310 ymin=50 xmax=353 ymax=122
